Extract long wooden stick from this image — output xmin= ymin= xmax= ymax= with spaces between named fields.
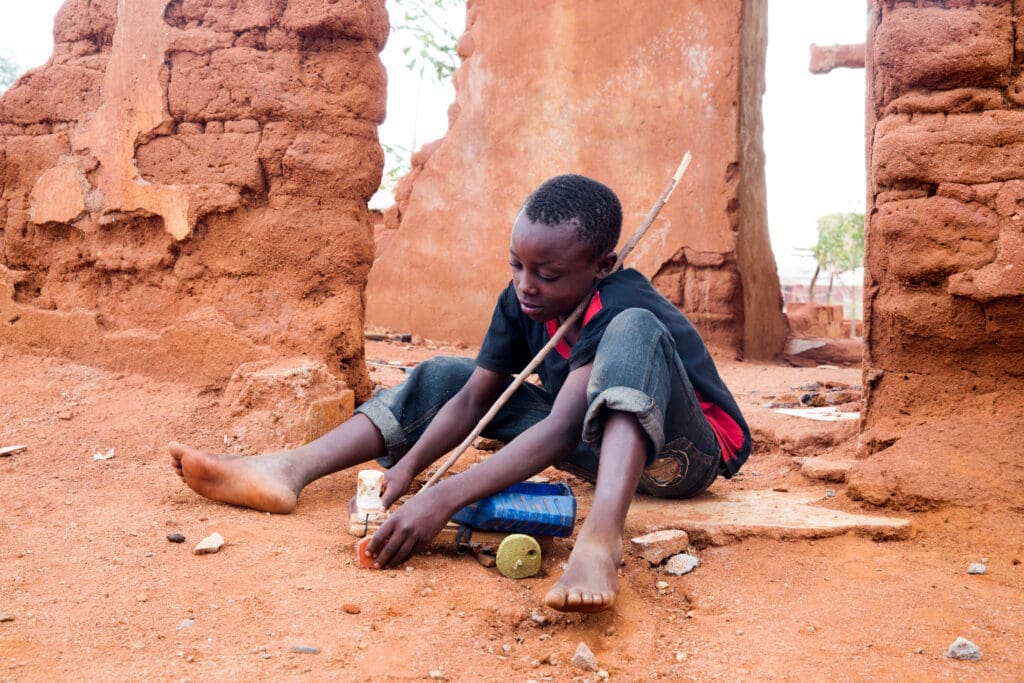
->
xmin=419 ymin=152 xmax=692 ymax=491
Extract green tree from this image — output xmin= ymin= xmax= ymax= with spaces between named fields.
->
xmin=807 ymin=212 xmax=864 ymax=305
xmin=392 ymin=0 xmax=461 ymax=85
xmin=0 ymin=52 xmax=21 ymax=93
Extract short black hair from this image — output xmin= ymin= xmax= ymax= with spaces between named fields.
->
xmin=522 ymin=174 xmax=622 ymax=258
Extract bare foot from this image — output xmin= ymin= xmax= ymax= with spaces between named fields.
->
xmin=544 ymin=537 xmax=622 ymax=613
xmin=169 ymin=441 xmax=302 ymax=514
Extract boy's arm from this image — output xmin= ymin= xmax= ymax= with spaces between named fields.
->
xmin=379 ymin=365 xmax=509 ymax=508
xmin=367 ymin=363 xmax=594 ymax=568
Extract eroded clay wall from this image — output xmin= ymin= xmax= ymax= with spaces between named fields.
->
xmin=854 ymin=0 xmax=1024 ymax=508
xmin=367 ymin=0 xmax=786 ymax=358
xmin=0 ymin=0 xmax=388 ymax=399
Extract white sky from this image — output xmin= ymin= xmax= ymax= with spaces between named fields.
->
xmin=0 ymin=0 xmax=867 ymax=281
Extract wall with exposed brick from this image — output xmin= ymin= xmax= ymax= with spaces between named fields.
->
xmin=851 ymin=0 xmax=1024 ymax=509
xmin=0 ymin=0 xmax=387 ymax=399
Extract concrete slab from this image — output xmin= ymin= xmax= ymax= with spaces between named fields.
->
xmin=627 ymin=489 xmax=911 ymax=547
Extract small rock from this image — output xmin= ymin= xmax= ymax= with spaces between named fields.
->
xmin=291 ymin=645 xmax=319 ymax=654
xmin=177 ymin=619 xmax=195 ymax=630
xmin=0 ymin=615 xmax=14 ymax=623
xmin=166 ymin=533 xmax=186 ymax=543
xmin=597 ymin=670 xmax=609 ymax=680
xmin=531 ymin=611 xmax=550 ymax=626
xmin=193 ymin=532 xmax=225 ymax=555
xmin=136 ymin=594 xmax=148 ymax=603
xmin=604 ymin=626 xmax=616 ymax=636
xmin=343 ymin=603 xmax=361 ymax=614
xmin=656 ymin=581 xmax=669 ymax=590
xmin=967 ymin=563 xmax=986 ymax=575
xmin=428 ymin=670 xmax=444 ymax=680
xmin=93 ymin=448 xmax=115 ymax=461
xmin=915 ymin=647 xmax=924 ymax=655
xmin=502 ymin=644 xmax=512 ymax=655
xmin=675 ymin=652 xmax=687 ymax=662
xmin=945 ymin=637 xmax=981 ymax=661
xmin=824 ymin=489 xmax=837 ymax=498
xmin=57 ymin=410 xmax=74 ymax=420
xmin=571 ymin=642 xmax=599 ymax=672
xmin=663 ymin=553 xmax=699 ymax=576
xmin=628 ymin=529 xmax=690 ymax=565
xmin=260 ymin=653 xmax=271 ymax=660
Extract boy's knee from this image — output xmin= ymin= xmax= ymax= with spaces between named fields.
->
xmin=603 ymin=308 xmax=667 ymax=342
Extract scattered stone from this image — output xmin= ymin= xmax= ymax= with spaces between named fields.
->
xmin=598 ymin=670 xmax=609 ymax=680
xmin=57 ymin=410 xmax=74 ymax=420
xmin=825 ymin=489 xmax=837 ymax=498
xmin=291 ymin=645 xmax=319 ymax=654
xmin=0 ymin=445 xmax=28 ymax=457
xmin=656 ymin=581 xmax=669 ymax=590
xmin=675 ymin=652 xmax=688 ymax=662
xmin=502 ymin=644 xmax=512 ymax=655
xmin=260 ymin=653 xmax=272 ymax=660
xmin=144 ymin=552 xmax=155 ymax=558
xmin=604 ymin=626 xmax=616 ymax=637
xmin=428 ymin=670 xmax=444 ymax=680
xmin=628 ymin=529 xmax=690 ymax=565
xmin=0 ymin=615 xmax=14 ymax=623
xmin=167 ymin=533 xmax=186 ymax=543
xmin=571 ymin=642 xmax=599 ymax=672
xmin=530 ymin=611 xmax=550 ymax=626
xmin=193 ymin=532 xmax=225 ymax=555
xmin=967 ymin=563 xmax=987 ymax=575
xmin=945 ymin=637 xmax=981 ymax=661
xmin=663 ymin=553 xmax=700 ymax=576
xmin=343 ymin=603 xmax=361 ymax=614
xmin=915 ymin=647 xmax=925 ymax=655
xmin=177 ymin=619 xmax=195 ymax=630
xmin=93 ymin=448 xmax=116 ymax=461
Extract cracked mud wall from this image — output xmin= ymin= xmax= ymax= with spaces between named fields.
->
xmin=853 ymin=0 xmax=1024 ymax=510
xmin=0 ymin=0 xmax=388 ymax=400
xmin=366 ymin=0 xmax=787 ymax=359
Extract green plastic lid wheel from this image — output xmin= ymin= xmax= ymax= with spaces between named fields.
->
xmin=495 ymin=533 xmax=542 ymax=579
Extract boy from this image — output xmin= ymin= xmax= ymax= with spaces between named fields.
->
xmin=170 ymin=174 xmax=750 ymax=613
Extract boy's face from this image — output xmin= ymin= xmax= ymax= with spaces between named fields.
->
xmin=509 ymin=214 xmax=616 ymax=323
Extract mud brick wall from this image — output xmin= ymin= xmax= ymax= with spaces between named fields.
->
xmin=0 ymin=0 xmax=388 ymax=399
xmin=367 ymin=0 xmax=787 ymax=359
xmin=854 ymin=0 xmax=1024 ymax=508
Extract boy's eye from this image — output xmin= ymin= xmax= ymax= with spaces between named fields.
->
xmin=509 ymin=260 xmax=522 ymax=270
xmin=538 ymin=273 xmax=559 ymax=282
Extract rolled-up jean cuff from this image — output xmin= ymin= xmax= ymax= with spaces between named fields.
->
xmin=355 ymin=400 xmax=407 ymax=468
xmin=582 ymin=387 xmax=666 ymax=465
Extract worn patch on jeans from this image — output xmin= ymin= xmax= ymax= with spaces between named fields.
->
xmin=644 ymin=455 xmax=688 ymax=486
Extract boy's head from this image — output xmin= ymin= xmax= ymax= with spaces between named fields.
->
xmin=509 ymin=175 xmax=622 ymax=322
xmin=521 ymin=174 xmax=623 ymax=260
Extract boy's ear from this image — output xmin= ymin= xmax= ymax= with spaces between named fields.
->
xmin=596 ymin=251 xmax=618 ymax=278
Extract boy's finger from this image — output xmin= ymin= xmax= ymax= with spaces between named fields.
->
xmin=390 ymin=536 xmax=419 ymax=568
xmin=366 ymin=518 xmax=393 ymax=556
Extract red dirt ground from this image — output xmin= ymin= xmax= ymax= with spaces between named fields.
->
xmin=1 ymin=338 xmax=1021 ymax=681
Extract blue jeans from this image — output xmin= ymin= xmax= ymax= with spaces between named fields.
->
xmin=357 ymin=308 xmax=721 ymax=498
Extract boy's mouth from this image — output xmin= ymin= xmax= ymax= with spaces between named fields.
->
xmin=519 ymin=300 xmax=544 ymax=318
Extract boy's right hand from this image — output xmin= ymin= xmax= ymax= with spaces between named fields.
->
xmin=381 ymin=467 xmax=413 ymax=509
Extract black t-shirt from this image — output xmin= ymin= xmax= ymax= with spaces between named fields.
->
xmin=476 ymin=268 xmax=751 ymax=474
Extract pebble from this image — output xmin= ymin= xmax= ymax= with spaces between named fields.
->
xmin=663 ymin=553 xmax=699 ymax=576
xmin=428 ymin=670 xmax=444 ymax=680
xmin=193 ymin=532 xmax=225 ymax=555
xmin=945 ymin=637 xmax=981 ymax=661
xmin=825 ymin=489 xmax=837 ymax=498
xmin=604 ymin=626 xmax=616 ymax=636
xmin=291 ymin=645 xmax=319 ymax=654
xmin=177 ymin=619 xmax=194 ymax=630
xmin=571 ymin=642 xmax=599 ymax=672
xmin=967 ymin=563 xmax=986 ymax=575
xmin=0 ymin=615 xmax=13 ymax=623
xmin=656 ymin=581 xmax=669 ymax=590
xmin=915 ymin=647 xmax=924 ymax=654
xmin=166 ymin=533 xmax=186 ymax=544
xmin=260 ymin=653 xmax=272 ymax=660
xmin=531 ymin=611 xmax=550 ymax=626
xmin=342 ymin=603 xmax=361 ymax=614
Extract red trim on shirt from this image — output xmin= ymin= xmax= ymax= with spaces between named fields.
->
xmin=545 ymin=291 xmax=604 ymax=360
xmin=696 ymin=391 xmax=744 ymax=463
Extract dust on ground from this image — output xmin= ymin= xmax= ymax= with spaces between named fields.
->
xmin=1 ymin=338 xmax=1021 ymax=681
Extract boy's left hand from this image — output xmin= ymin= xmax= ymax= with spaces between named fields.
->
xmin=364 ymin=485 xmax=453 ymax=568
